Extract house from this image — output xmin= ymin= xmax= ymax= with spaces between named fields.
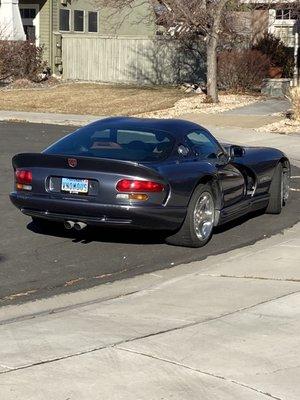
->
xmin=0 ymin=0 xmax=298 ymax=84
xmin=234 ymin=3 xmax=299 ymax=83
xmin=243 ymin=4 xmax=299 ymax=48
xmin=0 ymin=0 xmax=156 ymax=75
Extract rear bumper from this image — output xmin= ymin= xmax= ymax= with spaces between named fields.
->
xmin=10 ymin=192 xmax=186 ymax=230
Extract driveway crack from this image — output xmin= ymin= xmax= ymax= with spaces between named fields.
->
xmin=198 ymin=274 xmax=300 ymax=283
xmin=0 ymin=288 xmax=299 ymax=383
xmin=116 ymin=347 xmax=283 ymax=400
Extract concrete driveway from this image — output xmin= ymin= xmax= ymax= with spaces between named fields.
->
xmin=0 ymin=222 xmax=299 ymax=400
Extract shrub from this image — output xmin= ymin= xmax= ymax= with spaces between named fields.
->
xmin=218 ymin=49 xmax=270 ymax=91
xmin=0 ymin=40 xmax=46 ymax=82
xmin=289 ymin=87 xmax=300 ymax=121
xmin=253 ymin=33 xmax=294 ymax=78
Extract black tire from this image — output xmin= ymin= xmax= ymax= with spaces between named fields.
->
xmin=166 ymin=184 xmax=215 ymax=248
xmin=265 ymin=163 xmax=283 ymax=214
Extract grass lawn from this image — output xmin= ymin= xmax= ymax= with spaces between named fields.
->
xmin=0 ymin=83 xmax=192 ymax=116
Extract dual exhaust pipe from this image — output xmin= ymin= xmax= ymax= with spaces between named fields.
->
xmin=64 ymin=220 xmax=87 ymax=231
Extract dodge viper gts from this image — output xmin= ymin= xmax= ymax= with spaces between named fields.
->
xmin=10 ymin=117 xmax=290 ymax=247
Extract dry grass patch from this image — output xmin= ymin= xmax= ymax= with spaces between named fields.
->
xmin=0 ymin=83 xmax=193 ymax=116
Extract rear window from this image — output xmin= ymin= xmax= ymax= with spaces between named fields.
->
xmin=45 ymin=126 xmax=174 ymax=162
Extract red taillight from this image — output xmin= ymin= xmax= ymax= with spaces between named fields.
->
xmin=116 ymin=179 xmax=164 ymax=193
xmin=15 ymin=169 xmax=32 ymax=184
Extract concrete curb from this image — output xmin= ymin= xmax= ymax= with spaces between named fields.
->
xmin=0 ymin=110 xmax=105 ymax=126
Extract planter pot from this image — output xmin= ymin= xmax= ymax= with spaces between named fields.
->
xmin=261 ymin=78 xmax=291 ymax=98
xmin=269 ymin=66 xmax=283 ymax=79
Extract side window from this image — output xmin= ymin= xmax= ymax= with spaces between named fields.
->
xmin=59 ymin=9 xmax=70 ymax=31
xmin=88 ymin=11 xmax=98 ymax=33
xmin=91 ymin=129 xmax=111 ymax=140
xmin=186 ymin=130 xmax=221 ymax=159
xmin=74 ymin=10 xmax=84 ymax=32
xmin=117 ymin=130 xmax=162 ymax=144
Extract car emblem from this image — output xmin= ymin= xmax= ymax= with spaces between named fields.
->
xmin=68 ymin=158 xmax=77 ymax=168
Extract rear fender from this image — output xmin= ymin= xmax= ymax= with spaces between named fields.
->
xmin=157 ymin=160 xmax=218 ymax=208
xmin=193 ymin=175 xmax=222 ymax=209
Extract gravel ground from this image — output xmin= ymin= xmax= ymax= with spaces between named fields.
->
xmin=137 ymin=94 xmax=261 ymax=118
xmin=256 ymin=118 xmax=300 ymax=134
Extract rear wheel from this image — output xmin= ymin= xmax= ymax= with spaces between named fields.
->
xmin=265 ymin=163 xmax=289 ymax=214
xmin=166 ymin=184 xmax=215 ymax=248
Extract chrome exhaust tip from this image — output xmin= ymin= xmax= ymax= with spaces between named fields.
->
xmin=64 ymin=220 xmax=75 ymax=230
xmin=74 ymin=222 xmax=87 ymax=231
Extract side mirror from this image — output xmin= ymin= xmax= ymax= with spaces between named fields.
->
xmin=230 ymin=145 xmax=245 ymax=159
xmin=216 ymin=150 xmax=230 ymax=165
xmin=177 ymin=144 xmax=190 ymax=157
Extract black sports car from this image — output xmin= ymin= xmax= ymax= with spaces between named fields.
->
xmin=10 ymin=117 xmax=290 ymax=247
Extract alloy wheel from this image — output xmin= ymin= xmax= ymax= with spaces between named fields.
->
xmin=193 ymin=191 xmax=215 ymax=241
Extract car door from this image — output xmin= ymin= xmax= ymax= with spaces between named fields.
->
xmin=185 ymin=130 xmax=246 ymax=207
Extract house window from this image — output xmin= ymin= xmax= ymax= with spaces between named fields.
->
xmin=275 ymin=9 xmax=298 ymax=20
xmin=74 ymin=10 xmax=84 ymax=32
xmin=274 ymin=26 xmax=295 ymax=47
xmin=88 ymin=11 xmax=98 ymax=33
xmin=19 ymin=5 xmax=39 ymax=43
xmin=59 ymin=9 xmax=70 ymax=31
xmin=20 ymin=8 xmax=36 ymax=19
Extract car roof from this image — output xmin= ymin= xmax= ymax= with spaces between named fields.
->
xmin=85 ymin=117 xmax=206 ymax=138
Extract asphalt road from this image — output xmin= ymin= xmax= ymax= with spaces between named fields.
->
xmin=1 ymin=121 xmax=300 ymax=306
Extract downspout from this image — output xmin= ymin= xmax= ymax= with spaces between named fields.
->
xmin=49 ymin=0 xmax=53 ymax=72
xmin=294 ymin=20 xmax=299 ymax=86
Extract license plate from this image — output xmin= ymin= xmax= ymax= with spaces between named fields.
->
xmin=61 ymin=178 xmax=89 ymax=194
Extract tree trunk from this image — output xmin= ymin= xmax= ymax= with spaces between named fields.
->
xmin=206 ymin=0 xmax=228 ymax=103
xmin=206 ymin=35 xmax=219 ymax=103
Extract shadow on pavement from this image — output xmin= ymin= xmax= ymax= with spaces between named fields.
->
xmin=26 ymin=209 xmax=266 ymax=246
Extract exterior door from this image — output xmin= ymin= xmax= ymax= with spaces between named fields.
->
xmin=19 ymin=4 xmax=39 ymax=44
xmin=216 ymin=162 xmax=246 ymax=207
xmin=185 ymin=129 xmax=246 ymax=207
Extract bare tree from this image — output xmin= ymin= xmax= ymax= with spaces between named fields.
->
xmin=96 ymin=0 xmax=299 ymax=101
xmin=154 ymin=0 xmax=234 ymax=102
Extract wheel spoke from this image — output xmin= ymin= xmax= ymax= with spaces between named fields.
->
xmin=282 ymin=171 xmax=290 ymax=204
xmin=193 ymin=191 xmax=215 ymax=241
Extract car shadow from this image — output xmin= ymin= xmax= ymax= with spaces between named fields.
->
xmin=214 ymin=209 xmax=265 ymax=234
xmin=26 ymin=209 xmax=266 ymax=246
xmin=27 ymin=221 xmax=168 ymax=245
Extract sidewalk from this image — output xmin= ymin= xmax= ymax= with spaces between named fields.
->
xmin=182 ymin=98 xmax=293 ymax=129
xmin=0 ymin=98 xmax=294 ymax=130
xmin=0 ymin=223 xmax=300 ymax=399
xmin=0 ymin=110 xmax=102 ymax=126
xmin=189 ymin=121 xmax=300 ymax=168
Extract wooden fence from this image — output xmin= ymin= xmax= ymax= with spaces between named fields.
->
xmin=62 ymin=35 xmax=205 ymax=84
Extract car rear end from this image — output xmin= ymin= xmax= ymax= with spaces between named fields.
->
xmin=10 ymin=153 xmax=184 ymax=230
